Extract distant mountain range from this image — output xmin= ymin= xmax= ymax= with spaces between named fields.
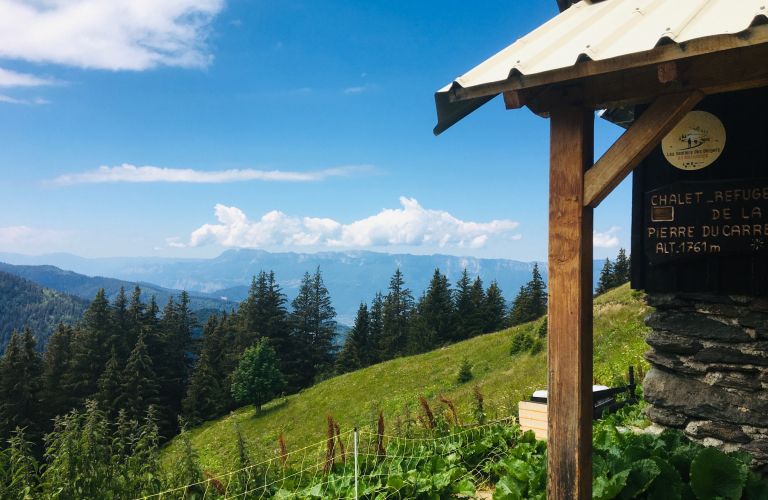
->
xmin=0 ymin=250 xmax=607 ymax=325
xmin=0 ymin=262 xmax=239 ymax=312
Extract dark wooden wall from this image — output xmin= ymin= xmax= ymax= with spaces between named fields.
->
xmin=631 ymin=87 xmax=768 ymax=295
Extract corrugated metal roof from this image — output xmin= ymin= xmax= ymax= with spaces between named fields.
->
xmin=435 ymin=0 xmax=768 ymax=134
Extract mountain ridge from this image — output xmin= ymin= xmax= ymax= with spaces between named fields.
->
xmin=0 ymin=250 xmax=607 ymax=324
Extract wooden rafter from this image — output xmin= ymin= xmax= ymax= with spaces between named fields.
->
xmin=583 ymin=90 xmax=705 ymax=208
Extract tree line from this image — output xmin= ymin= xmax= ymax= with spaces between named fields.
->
xmin=0 ymin=263 xmax=548 ymax=453
xmin=333 ymin=264 xmax=547 ymax=375
xmin=595 ymin=248 xmax=631 ymax=297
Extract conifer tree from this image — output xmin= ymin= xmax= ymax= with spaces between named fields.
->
xmin=368 ymin=292 xmax=384 ymax=365
xmin=259 ymin=271 xmax=291 ymax=369
xmin=82 ymin=288 xmax=111 ymax=369
xmin=164 ymin=290 xmax=197 ymax=423
xmin=121 ymin=333 xmax=161 ymax=423
xmin=527 ymin=263 xmax=547 ymax=318
xmin=508 ymin=286 xmax=531 ymax=327
xmin=613 ymin=248 xmax=631 ymax=287
xmin=348 ymin=303 xmax=370 ymax=366
xmin=96 ymin=349 xmax=123 ymax=419
xmin=381 ymin=268 xmax=413 ymax=358
xmin=40 ymin=322 xmax=73 ymax=425
xmin=406 ymin=293 xmax=434 ymax=355
xmin=110 ymin=286 xmax=129 ymax=361
xmin=334 ymin=336 xmax=362 ymax=375
xmin=483 ymin=281 xmax=507 ymax=333
xmin=288 ymin=268 xmax=337 ymax=389
xmin=452 ymin=269 xmax=474 ymax=341
xmin=419 ymin=269 xmax=454 ymax=346
xmin=182 ymin=350 xmax=223 ymax=427
xmin=467 ymin=276 xmax=487 ymax=338
xmin=595 ymin=258 xmax=615 ymax=297
xmin=0 ymin=328 xmax=42 ymax=443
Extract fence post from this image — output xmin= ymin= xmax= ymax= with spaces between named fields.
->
xmin=354 ymin=427 xmax=359 ymax=500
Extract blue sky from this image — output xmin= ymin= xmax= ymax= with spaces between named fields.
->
xmin=0 ymin=0 xmax=629 ymax=262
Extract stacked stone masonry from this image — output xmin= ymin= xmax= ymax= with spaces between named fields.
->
xmin=642 ymin=292 xmax=768 ymax=476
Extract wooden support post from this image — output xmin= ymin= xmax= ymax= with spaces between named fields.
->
xmin=548 ymin=105 xmax=594 ymax=500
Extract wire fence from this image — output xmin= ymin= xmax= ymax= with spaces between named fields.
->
xmin=138 ymin=419 xmax=521 ymax=500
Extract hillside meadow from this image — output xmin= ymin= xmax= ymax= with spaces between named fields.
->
xmin=162 ymin=283 xmax=652 ymax=475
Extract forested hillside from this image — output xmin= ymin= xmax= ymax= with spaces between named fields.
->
xmin=0 ymin=271 xmax=89 ymax=354
xmin=0 ymin=262 xmax=238 ymax=312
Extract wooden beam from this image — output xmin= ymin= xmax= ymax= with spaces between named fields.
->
xmin=526 ymin=42 xmax=768 ymax=113
xmin=548 ymin=105 xmax=594 ymax=500
xmin=448 ymin=23 xmax=768 ymax=103
xmin=583 ymin=90 xmax=704 ymax=208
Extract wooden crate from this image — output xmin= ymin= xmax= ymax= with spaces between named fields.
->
xmin=518 ymin=401 xmax=548 ymax=440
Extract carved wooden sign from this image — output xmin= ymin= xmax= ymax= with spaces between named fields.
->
xmin=644 ymin=178 xmax=768 ymax=264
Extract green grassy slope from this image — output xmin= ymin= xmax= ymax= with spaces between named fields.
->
xmin=162 ymin=283 xmax=652 ymax=474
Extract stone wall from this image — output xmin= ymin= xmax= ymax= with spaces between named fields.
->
xmin=641 ymin=292 xmax=768 ymax=476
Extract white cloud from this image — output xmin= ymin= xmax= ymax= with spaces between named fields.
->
xmin=593 ymin=226 xmax=620 ymax=248
xmin=189 ymin=197 xmax=522 ymax=250
xmin=166 ymin=237 xmax=187 ymax=248
xmin=344 ymin=86 xmax=364 ymax=94
xmin=0 ymin=68 xmax=56 ymax=87
xmin=0 ymin=94 xmax=26 ymax=104
xmin=47 ymin=163 xmax=375 ymax=185
xmin=0 ymin=0 xmax=225 ymax=71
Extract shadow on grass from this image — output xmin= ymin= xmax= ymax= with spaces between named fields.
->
xmin=253 ymin=398 xmax=290 ymax=418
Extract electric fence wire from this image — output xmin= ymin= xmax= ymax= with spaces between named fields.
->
xmin=137 ymin=420 xmax=520 ymax=500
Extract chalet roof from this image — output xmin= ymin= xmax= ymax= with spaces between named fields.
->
xmin=434 ymin=0 xmax=768 ymax=135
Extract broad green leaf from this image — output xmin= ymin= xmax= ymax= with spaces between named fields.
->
xmin=646 ymin=456 xmax=683 ymax=500
xmin=668 ymin=453 xmax=693 ymax=483
xmin=743 ymin=470 xmax=768 ymax=500
xmin=619 ymin=458 xmax=661 ymax=500
xmin=386 ymin=475 xmax=405 ymax=491
xmin=593 ymin=454 xmax=608 ymax=479
xmin=690 ymin=447 xmax=748 ymax=500
xmin=452 ymin=479 xmax=476 ymax=497
xmin=593 ymin=470 xmax=629 ymax=500
xmin=493 ymin=475 xmax=526 ymax=500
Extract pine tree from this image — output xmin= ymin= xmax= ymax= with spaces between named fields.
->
xmin=483 ymin=281 xmax=507 ymax=333
xmin=82 ymin=288 xmax=111 ymax=369
xmin=467 ymin=276 xmax=487 ymax=338
xmin=527 ymin=263 xmax=547 ymax=318
xmin=595 ymin=258 xmax=615 ymax=297
xmin=40 ymin=322 xmax=73 ymax=425
xmin=508 ymin=264 xmax=547 ymax=326
xmin=381 ymin=269 xmax=413 ymax=358
xmin=508 ymin=286 xmax=531 ymax=326
xmin=0 ymin=328 xmax=42 ymax=443
xmin=288 ymin=268 xmax=337 ymax=389
xmin=334 ymin=336 xmax=362 ymax=375
xmin=419 ymin=269 xmax=454 ymax=347
xmin=452 ymin=269 xmax=473 ymax=341
xmin=182 ymin=350 xmax=223 ymax=428
xmin=168 ymin=291 xmax=197 ymax=421
xmin=96 ymin=349 xmax=123 ymax=419
xmin=368 ymin=292 xmax=384 ymax=365
xmin=613 ymin=248 xmax=630 ymax=287
xmin=348 ymin=303 xmax=370 ymax=366
xmin=110 ymin=286 xmax=130 ymax=361
xmin=260 ymin=271 xmax=291 ymax=370
xmin=231 ymin=338 xmax=286 ymax=414
xmin=121 ymin=333 xmax=160 ymax=423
